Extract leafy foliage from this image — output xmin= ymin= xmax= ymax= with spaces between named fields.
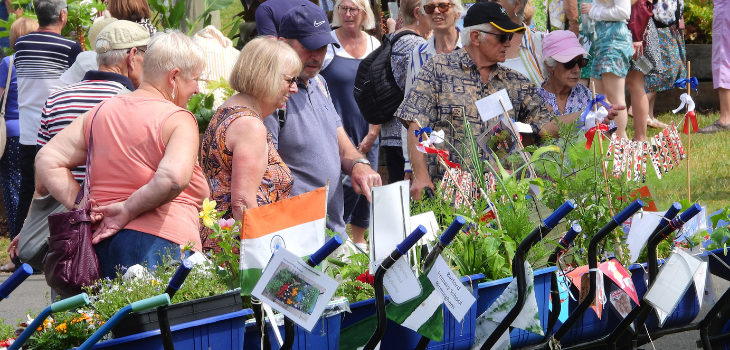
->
xmin=23 ymin=311 xmax=105 ymax=350
xmin=187 ymin=78 xmax=236 ymax=133
xmin=684 ymin=0 xmax=713 ymax=44
xmin=706 ymin=205 xmax=730 ymax=251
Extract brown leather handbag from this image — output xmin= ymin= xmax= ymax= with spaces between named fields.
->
xmin=43 ymin=103 xmax=105 ymax=297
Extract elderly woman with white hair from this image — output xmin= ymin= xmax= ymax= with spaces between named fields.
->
xmin=35 ymin=30 xmax=210 ymax=278
xmin=488 ymin=0 xmax=546 ymax=87
xmin=320 ymin=0 xmax=380 ymax=250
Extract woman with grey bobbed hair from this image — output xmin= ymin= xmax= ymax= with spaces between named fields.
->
xmin=35 ymin=30 xmax=210 ymax=278
xmin=485 ymin=0 xmax=546 ymax=87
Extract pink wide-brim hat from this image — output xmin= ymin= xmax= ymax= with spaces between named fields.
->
xmin=542 ymin=30 xmax=590 ymax=63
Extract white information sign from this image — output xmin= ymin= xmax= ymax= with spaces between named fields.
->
xmin=383 ymin=257 xmax=423 ymax=304
xmin=427 ymin=256 xmax=476 ymax=321
xmin=475 ymin=89 xmax=514 ymax=122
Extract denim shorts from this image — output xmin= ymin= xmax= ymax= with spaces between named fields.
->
xmin=94 ymin=229 xmax=186 ymax=278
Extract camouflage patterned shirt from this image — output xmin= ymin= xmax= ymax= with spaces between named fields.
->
xmin=395 ymin=49 xmax=552 ymax=181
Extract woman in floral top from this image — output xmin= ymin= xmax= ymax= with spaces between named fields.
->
xmin=200 ymin=37 xmax=301 ymax=253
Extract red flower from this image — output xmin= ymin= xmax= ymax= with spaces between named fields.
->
xmin=356 ymin=271 xmax=375 ymax=285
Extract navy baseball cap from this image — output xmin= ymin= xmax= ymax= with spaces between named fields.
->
xmin=463 ymin=2 xmax=524 ymax=33
xmin=279 ymin=2 xmax=340 ymax=51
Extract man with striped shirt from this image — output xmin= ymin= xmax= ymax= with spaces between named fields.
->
xmin=36 ymin=20 xmax=150 ymax=185
xmin=13 ymin=0 xmax=81 ymax=238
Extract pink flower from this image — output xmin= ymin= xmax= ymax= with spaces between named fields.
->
xmin=219 ymin=218 xmax=236 ymax=230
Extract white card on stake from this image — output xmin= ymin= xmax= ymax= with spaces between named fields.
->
xmin=427 ymin=256 xmax=476 ymax=321
xmin=383 ymin=257 xmax=423 ymax=304
xmin=370 ymin=181 xmax=410 ymax=271
xmin=475 ymin=89 xmax=514 ymax=122
xmin=410 ymin=211 xmax=439 ymax=245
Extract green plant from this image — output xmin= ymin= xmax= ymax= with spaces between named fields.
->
xmin=187 ymin=78 xmax=236 ymax=133
xmin=147 ymin=0 xmax=234 ymax=35
xmin=684 ymin=0 xmax=713 ymax=44
xmin=706 ymin=205 xmax=730 ymax=251
xmin=23 ymin=311 xmax=105 ymax=350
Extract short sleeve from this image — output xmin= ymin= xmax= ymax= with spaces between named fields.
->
xmin=0 ymin=56 xmax=10 ymax=89
xmin=255 ymin=4 xmax=278 ymax=36
xmin=322 ymin=42 xmax=336 ymax=71
xmin=67 ymin=42 xmax=83 ymax=66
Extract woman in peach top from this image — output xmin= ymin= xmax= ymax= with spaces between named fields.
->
xmin=36 ymin=31 xmax=209 ymax=278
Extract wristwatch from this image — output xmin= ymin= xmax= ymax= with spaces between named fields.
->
xmin=352 ymin=158 xmax=371 ymax=172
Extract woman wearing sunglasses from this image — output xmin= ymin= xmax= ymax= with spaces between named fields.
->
xmin=320 ymin=0 xmax=381 ymax=251
xmin=487 ymin=0 xmax=546 ymax=87
xmin=538 ymin=31 xmax=616 ymax=129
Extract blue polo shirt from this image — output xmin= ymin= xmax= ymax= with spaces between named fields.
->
xmin=264 ymin=75 xmax=346 ymax=235
xmin=254 ymin=0 xmax=311 ymax=36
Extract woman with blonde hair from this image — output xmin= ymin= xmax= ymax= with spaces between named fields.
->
xmin=321 ymin=0 xmax=381 ymax=251
xmin=1 ymin=17 xmax=38 ymax=272
xmin=200 ymin=37 xmax=301 ymax=253
xmin=36 ymin=30 xmax=209 ymax=278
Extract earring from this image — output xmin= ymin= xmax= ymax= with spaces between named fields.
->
xmin=171 ymin=83 xmax=176 ymax=100
xmin=416 ymin=20 xmax=419 ymax=25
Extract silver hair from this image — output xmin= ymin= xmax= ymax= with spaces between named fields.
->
xmin=142 ymin=29 xmax=205 ymax=82
xmin=461 ymin=23 xmax=493 ymax=47
xmin=34 ymin=0 xmax=67 ymax=26
xmin=420 ymin=0 xmax=464 ymax=17
xmin=543 ymin=57 xmax=558 ymax=79
xmin=95 ymin=38 xmax=130 ymax=67
xmin=508 ymin=0 xmax=528 ymax=22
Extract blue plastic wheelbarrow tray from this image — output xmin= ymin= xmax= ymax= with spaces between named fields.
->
xmin=476 ymin=266 xmax=555 ymax=348
xmin=341 ymin=274 xmax=483 ymax=350
xmin=85 ymin=309 xmax=251 ymax=350
xmin=629 ymin=262 xmax=700 ymax=331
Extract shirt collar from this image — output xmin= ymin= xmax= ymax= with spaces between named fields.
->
xmin=459 ymin=50 xmax=505 ymax=83
xmin=82 ymin=70 xmax=135 ymax=91
xmin=422 ymin=26 xmax=463 ymax=57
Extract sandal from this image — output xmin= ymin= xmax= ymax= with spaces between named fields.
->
xmin=647 ymin=118 xmax=667 ymax=129
xmin=0 ymin=262 xmax=16 ymax=273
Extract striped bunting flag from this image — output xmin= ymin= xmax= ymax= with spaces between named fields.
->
xmin=239 ymin=187 xmax=326 ymax=295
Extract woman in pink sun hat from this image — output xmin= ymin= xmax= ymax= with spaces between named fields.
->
xmin=538 ymin=30 xmax=617 ymax=130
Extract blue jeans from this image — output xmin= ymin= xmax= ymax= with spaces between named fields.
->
xmin=94 ymin=229 xmax=184 ymax=278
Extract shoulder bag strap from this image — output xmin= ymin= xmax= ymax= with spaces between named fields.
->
xmin=75 ymin=100 xmax=109 ymax=209
xmin=1 ymin=56 xmax=12 ymax=118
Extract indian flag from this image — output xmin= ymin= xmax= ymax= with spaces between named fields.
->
xmin=239 ymin=187 xmax=327 ymax=295
xmin=339 ymin=274 xmax=444 ymax=350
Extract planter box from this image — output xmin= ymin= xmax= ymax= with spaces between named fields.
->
xmin=629 ymin=262 xmax=700 ymax=332
xmin=243 ymin=299 xmax=349 ymax=350
xmin=87 ymin=309 xmax=251 ymax=350
xmin=340 ymin=274 xmax=484 ymax=350
xmin=476 ymin=266 xmax=555 ymax=348
xmin=112 ymin=290 xmax=243 ymax=338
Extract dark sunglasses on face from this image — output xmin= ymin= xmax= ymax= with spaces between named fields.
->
xmin=477 ymin=30 xmax=514 ymax=44
xmin=563 ymin=57 xmax=589 ymax=69
xmin=423 ymin=2 xmax=452 ymax=14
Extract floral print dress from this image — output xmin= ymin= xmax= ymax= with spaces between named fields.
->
xmin=200 ymin=106 xmax=294 ymax=253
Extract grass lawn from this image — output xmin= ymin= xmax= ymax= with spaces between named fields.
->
xmin=625 ymin=110 xmax=729 ymax=214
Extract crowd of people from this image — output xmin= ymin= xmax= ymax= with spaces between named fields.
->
xmin=0 ymin=0 xmax=726 ymax=283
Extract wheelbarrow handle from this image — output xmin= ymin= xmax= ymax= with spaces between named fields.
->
xmin=309 ymin=235 xmax=344 ymax=267
xmin=397 ymin=225 xmax=428 ymax=255
xmin=0 ymin=263 xmax=33 ymax=299
xmin=166 ymin=259 xmax=194 ymax=295
xmin=543 ymin=201 xmax=576 ymax=229
xmin=558 ymin=222 xmax=582 ymax=250
xmin=439 ymin=216 xmax=466 ymax=246
xmin=132 ymin=293 xmax=171 ymax=312
xmin=8 ymin=293 xmax=90 ymax=350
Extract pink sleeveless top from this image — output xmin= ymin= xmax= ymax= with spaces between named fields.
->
xmin=84 ymin=95 xmax=209 ymax=251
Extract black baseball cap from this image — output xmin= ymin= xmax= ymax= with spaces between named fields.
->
xmin=463 ymin=2 xmax=525 ymax=33
xmin=279 ymin=3 xmax=340 ymax=51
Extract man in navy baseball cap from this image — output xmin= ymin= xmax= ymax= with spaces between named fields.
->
xmin=278 ymin=2 xmax=339 ymax=81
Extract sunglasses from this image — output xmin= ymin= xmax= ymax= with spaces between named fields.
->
xmin=282 ymin=73 xmax=298 ymax=86
xmin=423 ymin=2 xmax=452 ymax=14
xmin=563 ymin=57 xmax=589 ymax=69
xmin=477 ymin=30 xmax=514 ymax=44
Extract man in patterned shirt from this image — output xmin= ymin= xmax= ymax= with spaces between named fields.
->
xmin=396 ymin=2 xmax=620 ymax=199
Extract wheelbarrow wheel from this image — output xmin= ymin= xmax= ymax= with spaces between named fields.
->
xmin=709 ymin=300 xmax=730 ymax=350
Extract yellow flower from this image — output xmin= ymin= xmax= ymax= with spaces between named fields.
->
xmin=199 ymin=198 xmax=217 ymax=228
xmin=55 ymin=323 xmax=67 ymax=333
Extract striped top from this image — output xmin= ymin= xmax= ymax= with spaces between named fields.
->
xmin=191 ymin=25 xmax=240 ymax=107
xmin=14 ymin=31 xmax=82 ymax=79
xmin=14 ymin=31 xmax=81 ymax=145
xmin=37 ymin=70 xmax=134 ymax=183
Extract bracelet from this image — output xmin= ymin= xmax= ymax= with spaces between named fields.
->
xmin=351 ymin=158 xmax=371 ymax=172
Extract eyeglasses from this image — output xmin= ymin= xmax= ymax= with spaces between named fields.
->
xmin=423 ymin=2 xmax=452 ymax=14
xmin=338 ymin=5 xmax=361 ymax=15
xmin=477 ymin=30 xmax=514 ymax=44
xmin=282 ymin=73 xmax=298 ymax=87
xmin=562 ymin=57 xmax=589 ymax=69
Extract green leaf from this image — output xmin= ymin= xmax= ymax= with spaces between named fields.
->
xmin=167 ymin=0 xmax=187 ymax=29
xmin=529 ymin=145 xmax=560 ymax=163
